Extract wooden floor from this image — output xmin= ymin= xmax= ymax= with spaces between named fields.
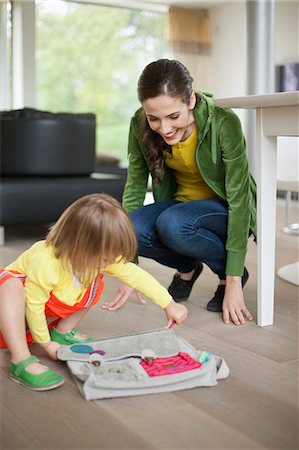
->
xmin=0 ymin=199 xmax=298 ymax=450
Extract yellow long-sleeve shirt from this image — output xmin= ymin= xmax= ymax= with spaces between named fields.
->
xmin=164 ymin=127 xmax=218 ymax=202
xmin=6 ymin=241 xmax=172 ymax=343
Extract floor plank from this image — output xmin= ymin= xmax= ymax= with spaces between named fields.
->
xmin=1 ymin=406 xmax=44 ymax=450
xmin=0 ymin=368 xmax=155 ymax=450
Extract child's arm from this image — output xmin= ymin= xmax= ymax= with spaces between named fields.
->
xmin=24 ymin=253 xmax=61 ymax=348
xmin=104 ymin=259 xmax=188 ymax=325
xmin=39 ymin=341 xmax=61 ymax=360
xmin=25 ymin=281 xmax=62 ymax=359
xmin=25 ymin=275 xmax=56 ymax=345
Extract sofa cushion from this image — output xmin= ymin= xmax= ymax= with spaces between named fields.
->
xmin=0 ymin=173 xmax=127 ymax=225
xmin=0 ymin=108 xmax=96 ymax=176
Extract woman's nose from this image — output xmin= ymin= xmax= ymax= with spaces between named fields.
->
xmin=159 ymin=120 xmax=171 ymax=134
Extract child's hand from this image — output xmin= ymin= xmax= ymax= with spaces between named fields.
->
xmin=164 ymin=300 xmax=188 ymax=327
xmin=102 ymin=282 xmax=145 ymax=311
xmin=39 ymin=341 xmax=62 ymax=360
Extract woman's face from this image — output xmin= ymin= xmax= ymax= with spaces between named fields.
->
xmin=142 ymin=93 xmax=196 ymax=145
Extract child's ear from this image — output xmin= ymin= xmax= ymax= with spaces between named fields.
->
xmin=188 ymin=92 xmax=196 ymax=110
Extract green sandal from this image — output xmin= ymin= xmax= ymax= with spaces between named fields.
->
xmin=9 ymin=355 xmax=64 ymax=391
xmin=50 ymin=327 xmax=93 ymax=345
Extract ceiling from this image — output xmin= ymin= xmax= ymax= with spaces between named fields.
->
xmin=73 ymin=0 xmax=223 ymax=12
xmin=140 ymin=0 xmax=222 ymax=7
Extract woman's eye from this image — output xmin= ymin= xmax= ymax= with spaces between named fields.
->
xmin=170 ymin=115 xmax=179 ymax=120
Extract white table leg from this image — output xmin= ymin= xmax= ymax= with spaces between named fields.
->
xmin=256 ymin=109 xmax=277 ymax=326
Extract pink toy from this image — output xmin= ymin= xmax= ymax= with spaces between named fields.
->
xmin=140 ymin=352 xmax=202 ymax=377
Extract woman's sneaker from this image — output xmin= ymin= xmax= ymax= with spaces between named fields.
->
xmin=207 ymin=268 xmax=249 ymax=312
xmin=168 ymin=262 xmax=204 ymax=302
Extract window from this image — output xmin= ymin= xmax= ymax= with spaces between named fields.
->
xmin=0 ymin=1 xmax=12 ymax=109
xmin=36 ymin=0 xmax=168 ymax=164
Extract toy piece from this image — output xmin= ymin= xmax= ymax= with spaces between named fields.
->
xmin=140 ymin=352 xmax=202 ymax=377
xmin=141 ymin=349 xmax=156 ymax=364
xmin=88 ymin=353 xmax=104 ymax=366
xmin=198 ymin=351 xmax=212 ymax=363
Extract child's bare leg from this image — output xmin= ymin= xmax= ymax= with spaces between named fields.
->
xmin=0 ymin=279 xmax=49 ymax=374
xmin=55 ymin=308 xmax=90 ymax=339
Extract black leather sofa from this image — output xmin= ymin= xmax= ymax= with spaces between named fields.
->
xmin=0 ymin=108 xmax=127 ymax=243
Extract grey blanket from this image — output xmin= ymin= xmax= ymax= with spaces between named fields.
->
xmin=57 ymin=328 xmax=229 ymax=400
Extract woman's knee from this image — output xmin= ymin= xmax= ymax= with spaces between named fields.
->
xmin=156 ymin=207 xmax=184 ymax=238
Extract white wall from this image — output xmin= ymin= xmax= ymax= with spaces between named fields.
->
xmin=174 ymin=1 xmax=247 ymax=98
xmin=174 ymin=0 xmax=299 ymax=96
xmin=275 ymin=1 xmax=299 ymax=65
xmin=204 ymin=1 xmax=247 ymax=98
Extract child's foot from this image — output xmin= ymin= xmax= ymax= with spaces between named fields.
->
xmin=20 ymin=359 xmax=49 ymax=375
xmin=50 ymin=327 xmax=93 ymax=345
xmin=9 ymin=355 xmax=64 ymax=391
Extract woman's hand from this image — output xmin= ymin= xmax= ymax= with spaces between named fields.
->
xmin=101 ymin=282 xmax=146 ymax=311
xmin=39 ymin=340 xmax=61 ymax=360
xmin=222 ymin=276 xmax=253 ymax=325
xmin=164 ymin=300 xmax=188 ymax=328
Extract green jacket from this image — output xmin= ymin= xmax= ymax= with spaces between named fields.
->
xmin=123 ymin=92 xmax=257 ymax=276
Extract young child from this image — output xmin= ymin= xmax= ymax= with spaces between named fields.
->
xmin=0 ymin=193 xmax=187 ymax=391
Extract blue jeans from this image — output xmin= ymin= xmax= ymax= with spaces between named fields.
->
xmin=130 ymin=199 xmax=229 ymax=279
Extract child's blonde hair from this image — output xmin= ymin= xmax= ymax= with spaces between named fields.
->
xmin=46 ymin=193 xmax=137 ymax=285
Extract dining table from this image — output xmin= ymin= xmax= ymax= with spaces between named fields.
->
xmin=215 ymin=91 xmax=299 ymax=326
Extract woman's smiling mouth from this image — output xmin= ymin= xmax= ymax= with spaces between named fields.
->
xmin=163 ymin=129 xmax=178 ymax=139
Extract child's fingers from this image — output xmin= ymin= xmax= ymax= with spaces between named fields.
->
xmin=165 ymin=305 xmax=188 ymax=327
xmin=102 ymin=298 xmax=125 ymax=310
xmin=101 ymin=300 xmax=118 ymax=309
xmin=101 ymin=295 xmax=124 ymax=310
xmin=135 ymin=292 xmax=146 ymax=304
xmin=165 ymin=319 xmax=175 ymax=329
xmin=177 ymin=304 xmax=188 ymax=323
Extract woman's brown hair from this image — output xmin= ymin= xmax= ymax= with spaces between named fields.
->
xmin=46 ymin=193 xmax=137 ymax=285
xmin=137 ymin=59 xmax=194 ymax=183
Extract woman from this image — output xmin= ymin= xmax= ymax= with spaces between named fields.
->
xmin=106 ymin=59 xmax=256 ymax=326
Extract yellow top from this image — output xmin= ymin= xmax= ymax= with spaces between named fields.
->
xmin=164 ymin=127 xmax=217 ymax=202
xmin=6 ymin=240 xmax=172 ymax=343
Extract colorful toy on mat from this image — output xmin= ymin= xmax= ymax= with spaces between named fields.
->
xmin=140 ymin=352 xmax=202 ymax=377
xmin=198 ymin=351 xmax=212 ymax=364
xmin=66 ymin=343 xmax=107 ymax=366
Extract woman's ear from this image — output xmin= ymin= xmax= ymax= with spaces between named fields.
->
xmin=188 ymin=91 xmax=196 ymax=110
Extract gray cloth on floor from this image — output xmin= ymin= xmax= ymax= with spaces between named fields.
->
xmin=57 ymin=328 xmax=229 ymax=400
